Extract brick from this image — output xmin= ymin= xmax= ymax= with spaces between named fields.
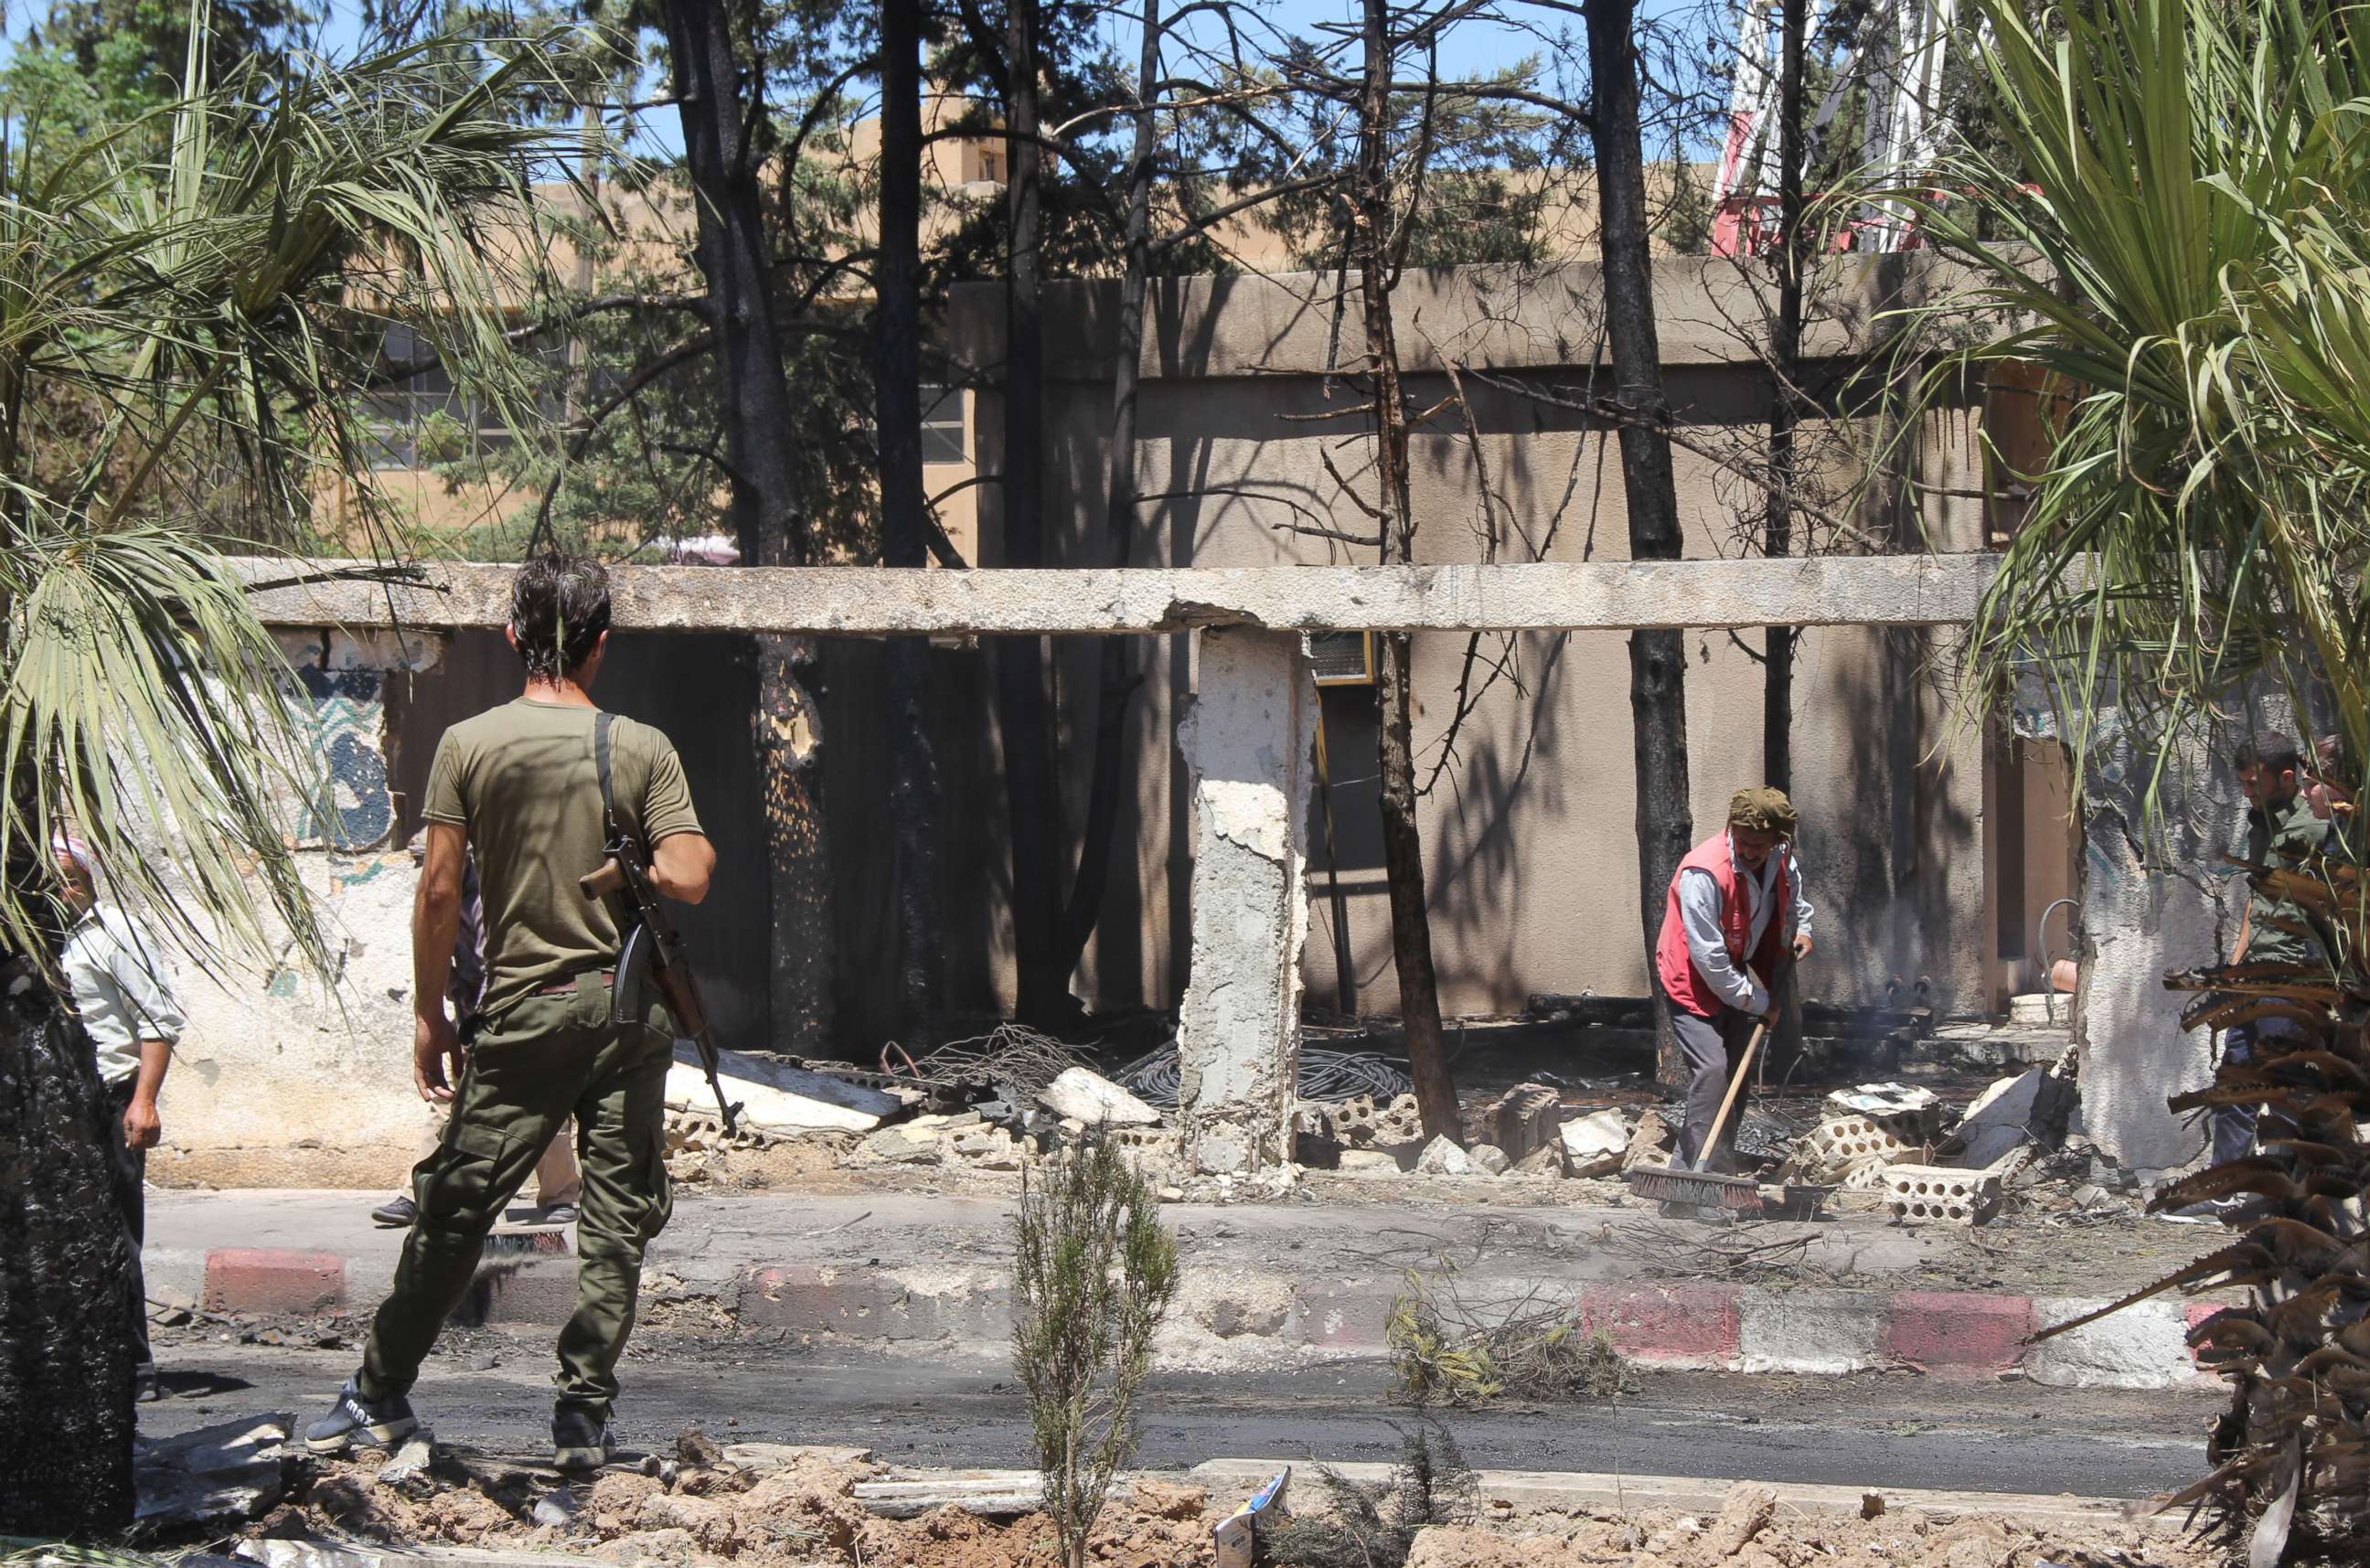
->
xmin=1882 ymin=1292 xmax=2035 ymax=1371
xmin=203 ymin=1248 xmax=346 ymax=1314
xmin=1576 ymin=1285 xmax=1741 ymax=1367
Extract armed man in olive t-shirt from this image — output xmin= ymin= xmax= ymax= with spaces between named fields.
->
xmin=307 ymin=555 xmax=716 ymax=1471
xmin=2210 ymin=738 xmax=2331 ymax=1164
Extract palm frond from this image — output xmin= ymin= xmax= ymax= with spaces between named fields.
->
xmin=0 ymin=3 xmax=574 ymax=975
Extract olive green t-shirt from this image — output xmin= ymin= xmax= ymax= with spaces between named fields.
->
xmin=2242 ymin=790 xmax=2332 ymax=969
xmin=422 ymin=699 xmax=703 ymax=1017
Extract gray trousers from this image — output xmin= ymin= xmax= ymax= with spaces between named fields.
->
xmin=1673 ymin=1007 xmax=1759 ymax=1172
xmin=104 ymin=1078 xmax=152 ymax=1371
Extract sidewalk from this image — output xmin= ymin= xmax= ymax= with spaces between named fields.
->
xmin=149 ymin=1188 xmax=2233 ymax=1390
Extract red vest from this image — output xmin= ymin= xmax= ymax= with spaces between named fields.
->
xmin=1655 ymin=831 xmax=1790 ymax=1019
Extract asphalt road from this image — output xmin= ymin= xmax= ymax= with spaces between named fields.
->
xmin=145 ymin=1328 xmax=2219 ymax=1501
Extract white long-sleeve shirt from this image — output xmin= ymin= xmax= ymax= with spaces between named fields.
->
xmin=1676 ymin=837 xmax=1814 ymax=1015
xmin=62 ymin=907 xmax=186 ymax=1086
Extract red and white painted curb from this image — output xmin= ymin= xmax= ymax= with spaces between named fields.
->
xmin=191 ymin=1243 xmax=2222 ymax=1392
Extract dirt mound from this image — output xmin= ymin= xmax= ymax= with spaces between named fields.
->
xmin=245 ymin=1445 xmax=2221 ymax=1568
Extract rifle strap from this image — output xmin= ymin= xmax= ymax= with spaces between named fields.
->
xmin=593 ymin=710 xmax=618 ymax=835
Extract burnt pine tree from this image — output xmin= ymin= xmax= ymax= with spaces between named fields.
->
xmin=1350 ymin=0 xmax=1460 ymax=1140
xmin=1584 ymin=0 xmax=1695 ymax=1083
xmin=992 ymin=0 xmax=1077 ymax=1029
xmin=659 ymin=0 xmax=835 ymax=1050
xmin=876 ymin=0 xmax=944 ymax=1030
xmin=1762 ymin=0 xmax=1807 ymax=797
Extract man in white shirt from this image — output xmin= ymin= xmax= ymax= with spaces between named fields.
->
xmin=1652 ymin=788 xmax=1815 ymax=1173
xmin=57 ymin=842 xmax=186 ymax=1403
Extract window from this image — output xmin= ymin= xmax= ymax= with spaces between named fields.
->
xmin=1308 ymin=630 xmax=1377 ymax=686
xmin=921 ymin=385 xmax=966 ymax=465
xmin=362 ymin=325 xmax=566 ymax=469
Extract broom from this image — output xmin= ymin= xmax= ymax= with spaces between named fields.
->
xmin=1623 ymin=1014 xmax=1769 ymax=1214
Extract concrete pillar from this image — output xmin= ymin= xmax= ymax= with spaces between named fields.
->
xmin=1175 ymin=628 xmax=1317 ymax=1175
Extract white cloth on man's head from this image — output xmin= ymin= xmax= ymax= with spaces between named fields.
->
xmin=62 ymin=907 xmax=186 ymax=1084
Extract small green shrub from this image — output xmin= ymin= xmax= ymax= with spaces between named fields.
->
xmin=1011 ymin=1136 xmax=1179 ymax=1568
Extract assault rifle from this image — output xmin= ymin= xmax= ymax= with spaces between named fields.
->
xmin=579 ymin=713 xmax=742 ymax=1135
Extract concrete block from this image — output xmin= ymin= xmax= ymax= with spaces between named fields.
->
xmin=2027 ymin=1297 xmax=2197 ymax=1389
xmin=1737 ymin=1288 xmax=1884 ymax=1374
xmin=1880 ymin=1292 xmax=2034 ymax=1371
xmin=1471 ymin=1083 xmax=1562 ymax=1165
xmin=202 ymin=1249 xmax=345 ymax=1314
xmin=1881 ymin=1164 xmax=2003 ymax=1226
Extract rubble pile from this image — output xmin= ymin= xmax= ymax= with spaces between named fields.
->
xmin=181 ymin=1434 xmax=2227 ymax=1568
xmin=661 ymin=1017 xmax=2087 ymax=1221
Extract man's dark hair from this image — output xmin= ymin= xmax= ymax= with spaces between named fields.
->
xmin=510 ymin=554 xmax=612 ymax=678
xmin=2235 ymin=736 xmax=2304 ymax=775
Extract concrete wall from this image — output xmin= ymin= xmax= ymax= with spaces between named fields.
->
xmin=955 ymin=256 xmax=1996 ymax=1019
xmin=150 ymin=632 xmax=441 ymax=1188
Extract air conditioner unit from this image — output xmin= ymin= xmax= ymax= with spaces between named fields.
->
xmin=1308 ymin=630 xmax=1376 ymax=687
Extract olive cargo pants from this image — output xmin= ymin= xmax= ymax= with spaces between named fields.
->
xmin=358 ymin=972 xmax=674 ymax=1420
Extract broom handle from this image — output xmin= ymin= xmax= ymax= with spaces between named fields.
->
xmin=1696 ymin=1017 xmax=1770 ymax=1173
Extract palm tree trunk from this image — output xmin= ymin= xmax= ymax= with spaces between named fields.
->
xmin=0 ymin=938 xmax=135 ymax=1535
xmin=1585 ymin=0 xmax=1695 ymax=1086
xmin=664 ymin=0 xmax=833 ymax=1051
xmin=996 ymin=0 xmax=1072 ymax=1027
xmin=1357 ymin=0 xmax=1457 ymax=1140
xmin=878 ymin=0 xmax=942 ymax=1030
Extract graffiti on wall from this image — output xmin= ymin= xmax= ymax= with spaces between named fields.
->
xmin=294 ymin=666 xmax=394 ymax=852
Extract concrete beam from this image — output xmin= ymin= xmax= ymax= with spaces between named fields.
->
xmin=237 ymin=554 xmax=1997 ymax=636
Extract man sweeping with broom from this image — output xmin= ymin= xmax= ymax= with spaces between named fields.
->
xmin=1655 ymin=787 xmax=1815 ymax=1176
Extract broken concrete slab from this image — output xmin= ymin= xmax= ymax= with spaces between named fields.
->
xmin=1938 ymin=1069 xmax=2074 ymax=1171
xmin=1511 ymin=1144 xmax=1567 ymax=1179
xmin=1470 ymin=1083 xmax=1563 ymax=1165
xmin=1337 ymin=1149 xmax=1404 ymax=1176
xmin=1415 ymin=1136 xmax=1475 ymax=1176
xmin=667 ymin=1046 xmax=900 ymax=1134
xmin=136 ymin=1414 xmax=293 ymax=1533
xmin=1468 ymin=1143 xmax=1510 ymax=1176
xmin=1037 ymin=1066 xmax=1161 ymax=1127
xmin=1560 ymin=1110 xmax=1629 ymax=1178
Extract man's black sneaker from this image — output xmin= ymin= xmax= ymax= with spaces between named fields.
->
xmin=305 ymin=1378 xmax=418 ymax=1454
xmin=371 ymin=1195 xmax=418 ymax=1228
xmin=552 ymin=1407 xmax=614 ymax=1472
xmin=133 ymin=1363 xmax=162 ymax=1403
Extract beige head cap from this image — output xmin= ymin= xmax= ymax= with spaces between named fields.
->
xmin=1727 ymin=786 xmax=1799 ymax=837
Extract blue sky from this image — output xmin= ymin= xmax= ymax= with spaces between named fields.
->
xmin=2 ymin=0 xmax=1713 ymax=157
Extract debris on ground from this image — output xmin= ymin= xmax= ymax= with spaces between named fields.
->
xmin=158 ymin=1415 xmax=2234 ymax=1568
xmin=1035 ymin=1065 xmax=1161 ymax=1126
xmin=1558 ymin=1110 xmax=1628 ymax=1178
xmin=639 ymin=1008 xmax=2133 ymax=1222
xmin=136 ymin=1414 xmax=294 ymax=1535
